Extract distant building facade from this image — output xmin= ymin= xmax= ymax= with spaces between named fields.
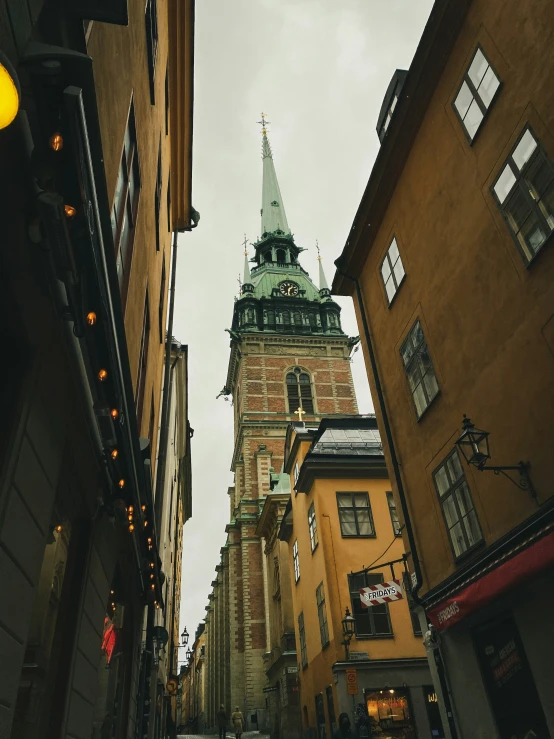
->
xmin=281 ymin=417 xmax=438 ymax=739
xmin=333 ymin=0 xmax=554 ymax=737
xmin=200 ymin=125 xmax=359 ymax=732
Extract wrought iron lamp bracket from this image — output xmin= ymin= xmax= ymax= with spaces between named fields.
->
xmin=477 ymin=461 xmax=537 ymax=502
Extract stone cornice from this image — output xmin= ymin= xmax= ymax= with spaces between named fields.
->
xmin=256 ymin=492 xmax=291 ymax=541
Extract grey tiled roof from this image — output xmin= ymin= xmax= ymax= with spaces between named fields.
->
xmin=311 ymin=427 xmax=383 ymax=456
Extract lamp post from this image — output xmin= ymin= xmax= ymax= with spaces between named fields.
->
xmin=341 ymin=607 xmax=356 ymax=661
xmin=455 ymin=415 xmax=537 ymax=501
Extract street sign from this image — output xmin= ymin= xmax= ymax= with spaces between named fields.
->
xmin=346 ymin=667 xmax=358 ymax=695
xmin=166 ymin=678 xmax=178 ymax=694
xmin=349 ymin=652 xmax=369 ymax=661
xmin=360 ymin=579 xmax=403 ymax=608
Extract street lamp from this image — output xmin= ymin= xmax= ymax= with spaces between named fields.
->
xmin=181 ymin=626 xmax=189 ymax=647
xmin=186 ymin=648 xmax=192 ymax=662
xmin=455 ymin=415 xmax=536 ymax=501
xmin=341 ymin=607 xmax=356 ymax=661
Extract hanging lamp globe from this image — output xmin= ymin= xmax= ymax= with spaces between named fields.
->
xmin=0 ymin=52 xmax=20 ymax=130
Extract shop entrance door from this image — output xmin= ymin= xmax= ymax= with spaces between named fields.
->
xmin=473 ymin=612 xmax=550 ymax=739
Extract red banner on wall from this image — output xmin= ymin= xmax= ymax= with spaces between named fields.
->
xmin=427 ymin=530 xmax=554 ymax=632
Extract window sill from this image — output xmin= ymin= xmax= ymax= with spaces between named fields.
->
xmin=354 ymin=634 xmax=395 ymax=640
xmin=452 ymin=538 xmax=486 ymax=565
xmin=340 ymin=533 xmax=376 ymax=539
xmin=322 ymin=641 xmax=330 ymax=651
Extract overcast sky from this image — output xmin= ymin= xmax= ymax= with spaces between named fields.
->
xmin=175 ymin=0 xmax=434 ymax=653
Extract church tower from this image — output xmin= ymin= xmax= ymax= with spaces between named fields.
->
xmin=206 ymin=120 xmax=358 ymax=728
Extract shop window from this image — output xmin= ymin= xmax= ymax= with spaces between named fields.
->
xmin=158 ymin=254 xmax=166 ymax=342
xmin=315 ymin=693 xmax=326 ymax=739
xmin=136 ymin=291 xmax=151 ymax=428
xmin=366 ymin=688 xmax=415 ymax=735
xmin=386 ymin=491 xmax=402 ymax=536
xmin=492 ymin=126 xmax=554 ymax=264
xmin=308 ymin=502 xmax=318 ymax=552
xmin=433 ymin=449 xmax=482 ymax=560
xmin=424 ymin=686 xmax=446 ymax=738
xmin=286 ymin=368 xmax=314 ymax=414
xmin=473 ymin=613 xmax=549 ymax=738
xmin=298 ymin=612 xmax=308 ymax=668
xmin=155 ymin=142 xmax=162 ymax=251
xmin=380 ymin=237 xmax=405 ymax=304
xmin=293 ymin=539 xmax=300 ymax=583
xmin=112 ymin=102 xmax=140 ymax=306
xmin=326 ymin=686 xmax=337 ymax=736
xmin=348 ymin=573 xmax=393 ymax=638
xmin=400 ymin=319 xmax=439 ymax=419
xmin=316 ymin=582 xmax=329 ymax=648
xmin=453 ymin=46 xmax=500 ymax=142
xmin=145 ymin=0 xmax=158 ymax=103
xmin=164 ymin=63 xmax=169 ymax=135
xmin=337 ymin=492 xmax=375 ymax=537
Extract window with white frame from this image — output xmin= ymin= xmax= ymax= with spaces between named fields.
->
xmin=400 ymin=320 xmax=439 ymax=419
xmin=453 ymin=46 xmax=500 ymax=142
xmin=492 ymin=127 xmax=554 ymax=263
xmin=298 ymin=612 xmax=308 ymax=667
xmin=380 ymin=237 xmax=405 ymax=304
xmin=316 ymin=582 xmax=329 ymax=648
xmin=292 ymin=539 xmax=300 ymax=583
xmin=433 ymin=450 xmax=483 ymax=559
xmin=308 ymin=502 xmax=318 ymax=552
xmin=293 ymin=461 xmax=299 ymax=487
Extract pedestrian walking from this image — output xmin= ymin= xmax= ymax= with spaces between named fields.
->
xmin=333 ymin=712 xmax=358 ymax=739
xmin=231 ymin=705 xmax=244 ymax=739
xmin=217 ymin=704 xmax=228 ymax=739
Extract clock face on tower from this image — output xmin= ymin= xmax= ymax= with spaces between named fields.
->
xmin=279 ymin=281 xmax=299 ymax=297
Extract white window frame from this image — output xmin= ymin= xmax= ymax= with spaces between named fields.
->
xmin=292 ymin=539 xmax=300 ymax=583
xmin=453 ymin=45 xmax=501 ymax=143
xmin=380 ymin=237 xmax=405 ymax=305
xmin=308 ymin=502 xmax=318 ymax=552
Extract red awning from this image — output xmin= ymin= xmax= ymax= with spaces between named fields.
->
xmin=427 ymin=528 xmax=554 ymax=632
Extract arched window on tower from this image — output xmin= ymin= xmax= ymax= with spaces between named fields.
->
xmin=293 ymin=311 xmax=301 ymax=325
xmin=286 ymin=368 xmax=314 ymax=414
xmin=282 ymin=311 xmax=291 ymax=326
xmin=267 ymin=310 xmax=275 ymax=325
xmin=276 ymin=248 xmax=286 ymax=263
xmin=308 ymin=313 xmax=317 ymax=328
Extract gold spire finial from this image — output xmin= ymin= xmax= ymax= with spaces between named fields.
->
xmin=316 ymin=240 xmax=321 ymax=261
xmin=257 ymin=111 xmax=270 ymax=136
xmin=242 ymin=233 xmax=249 ymax=256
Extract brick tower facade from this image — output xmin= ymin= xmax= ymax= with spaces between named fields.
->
xmin=202 ymin=122 xmax=358 ymax=730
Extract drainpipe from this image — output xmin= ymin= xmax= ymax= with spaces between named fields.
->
xmin=336 ymin=270 xmax=458 ymax=739
xmin=336 ymin=271 xmax=423 ymax=600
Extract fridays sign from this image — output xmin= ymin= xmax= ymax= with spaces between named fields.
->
xmin=360 ymin=579 xmax=403 ymax=608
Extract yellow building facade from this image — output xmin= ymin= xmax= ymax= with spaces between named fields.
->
xmin=281 ymin=417 xmax=442 ymax=738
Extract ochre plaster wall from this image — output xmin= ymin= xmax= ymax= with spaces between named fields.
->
xmin=352 ymin=0 xmax=554 ymax=596
xmin=287 ymin=437 xmax=425 ymax=730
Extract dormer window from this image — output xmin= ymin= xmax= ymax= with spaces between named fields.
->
xmin=377 ymin=70 xmax=408 ymax=143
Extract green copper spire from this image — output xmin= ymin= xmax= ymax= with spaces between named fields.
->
xmin=259 ymin=114 xmax=290 ymax=237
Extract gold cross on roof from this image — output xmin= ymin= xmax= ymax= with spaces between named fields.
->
xmin=294 ymin=406 xmax=306 ymax=422
xmin=242 ymin=233 xmax=249 ymax=255
xmin=257 ymin=112 xmax=270 ymax=135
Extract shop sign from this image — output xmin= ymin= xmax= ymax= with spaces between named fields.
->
xmin=263 ymin=686 xmax=278 ymax=693
xmin=360 ymin=579 xmax=403 ymax=607
xmin=287 ymin=666 xmax=298 ymax=673
xmin=346 ymin=668 xmax=358 ymax=695
xmin=166 ymin=678 xmax=178 ymax=694
xmin=427 ymin=530 xmax=554 ymax=632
